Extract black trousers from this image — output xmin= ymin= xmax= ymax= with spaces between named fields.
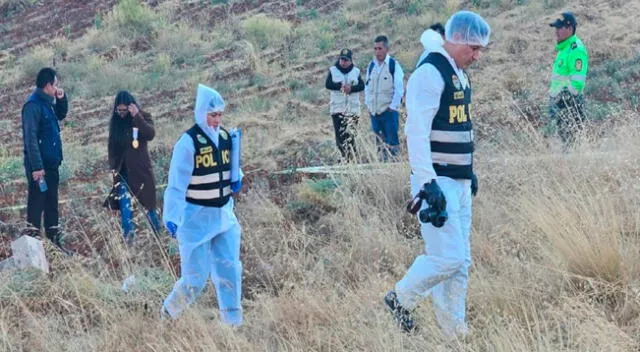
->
xmin=26 ymin=167 xmax=60 ymax=237
xmin=331 ymin=113 xmax=358 ymax=161
xmin=551 ymin=94 xmax=586 ymax=146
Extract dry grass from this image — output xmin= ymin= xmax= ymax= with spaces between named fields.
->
xmin=3 ymin=117 xmax=640 ymax=351
xmin=2 ymin=0 xmax=640 ymax=350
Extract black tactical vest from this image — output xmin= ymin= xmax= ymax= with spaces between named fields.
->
xmin=418 ymin=53 xmax=474 ymax=180
xmin=185 ymin=124 xmax=232 ymax=207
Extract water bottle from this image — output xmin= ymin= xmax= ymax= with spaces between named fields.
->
xmin=38 ymin=178 xmax=48 ymax=192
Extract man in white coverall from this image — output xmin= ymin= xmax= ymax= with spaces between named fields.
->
xmin=162 ymin=84 xmax=243 ymax=326
xmin=416 ymin=23 xmax=445 ymax=69
xmin=384 ymin=11 xmax=491 ymax=337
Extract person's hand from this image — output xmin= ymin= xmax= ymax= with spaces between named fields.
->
xmin=55 ymin=88 xmax=64 ymax=99
xmin=32 ymin=169 xmax=45 ymax=181
xmin=128 ymin=104 xmax=140 ymax=117
xmin=166 ymin=221 xmax=178 ymax=238
xmin=343 ymin=84 xmax=352 ymax=95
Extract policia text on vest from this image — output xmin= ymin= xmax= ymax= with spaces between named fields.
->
xmin=418 ymin=52 xmax=474 ymax=180
xmin=186 ymin=125 xmax=233 ymax=208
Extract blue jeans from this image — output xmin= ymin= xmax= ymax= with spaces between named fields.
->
xmin=118 ymin=182 xmax=161 ymax=238
xmin=370 ymin=109 xmax=400 ymax=161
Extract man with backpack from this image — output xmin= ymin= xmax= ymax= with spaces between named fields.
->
xmin=365 ymin=35 xmax=404 ymax=161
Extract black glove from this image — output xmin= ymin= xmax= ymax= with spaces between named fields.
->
xmin=421 ymin=180 xmax=446 ymax=211
xmin=407 ymin=180 xmax=448 ymax=227
xmin=407 ymin=180 xmax=446 ymax=214
xmin=471 ymin=173 xmax=478 ymax=197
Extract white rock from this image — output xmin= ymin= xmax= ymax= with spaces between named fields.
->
xmin=11 ymin=235 xmax=49 ymax=274
xmin=0 ymin=257 xmax=15 ymax=271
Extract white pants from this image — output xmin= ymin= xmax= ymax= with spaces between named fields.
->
xmin=163 ymin=223 xmax=243 ymax=325
xmin=395 ymin=176 xmax=472 ymax=336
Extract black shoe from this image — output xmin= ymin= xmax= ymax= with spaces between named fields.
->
xmin=46 ymin=227 xmax=72 ymax=256
xmin=384 ymin=290 xmax=416 ymax=333
xmin=21 ymin=226 xmax=42 ymax=240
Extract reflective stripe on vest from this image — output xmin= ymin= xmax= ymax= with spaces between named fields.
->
xmin=187 ymin=186 xmax=232 ymax=200
xmin=185 ymin=124 xmax=232 ymax=208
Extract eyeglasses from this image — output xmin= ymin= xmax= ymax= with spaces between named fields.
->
xmin=116 ymin=109 xmax=128 ymax=114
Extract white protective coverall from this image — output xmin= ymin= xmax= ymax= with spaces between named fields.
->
xmin=416 ymin=29 xmax=445 ymax=69
xmin=395 ymin=11 xmax=491 ymax=337
xmin=162 ymin=84 xmax=243 ymax=326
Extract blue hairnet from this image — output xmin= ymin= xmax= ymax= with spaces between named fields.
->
xmin=445 ymin=11 xmax=491 ymax=47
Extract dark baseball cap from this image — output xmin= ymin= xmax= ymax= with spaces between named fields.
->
xmin=339 ymin=48 xmax=352 ymax=61
xmin=550 ymin=12 xmax=577 ymax=28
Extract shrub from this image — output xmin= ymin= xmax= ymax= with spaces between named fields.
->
xmin=19 ymin=45 xmax=54 ymax=80
xmin=242 ymin=15 xmax=292 ymax=49
xmin=0 ymin=156 xmax=23 ymax=184
xmin=104 ymin=0 xmax=162 ymax=37
xmin=155 ymin=24 xmax=208 ymax=66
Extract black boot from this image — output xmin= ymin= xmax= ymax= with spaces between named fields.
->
xmin=46 ymin=226 xmax=71 ymax=255
xmin=21 ymin=225 xmax=42 ymax=240
xmin=384 ymin=290 xmax=416 ymax=333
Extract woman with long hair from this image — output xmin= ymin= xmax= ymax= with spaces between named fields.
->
xmin=104 ymin=90 xmax=160 ymax=245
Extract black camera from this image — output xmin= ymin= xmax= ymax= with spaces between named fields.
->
xmin=419 ymin=206 xmax=447 ymax=228
xmin=406 ymin=180 xmax=448 ymax=228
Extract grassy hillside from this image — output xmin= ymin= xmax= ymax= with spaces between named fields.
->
xmin=1 ymin=0 xmax=640 ymax=350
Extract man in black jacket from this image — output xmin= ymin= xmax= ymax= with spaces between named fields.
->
xmin=21 ymin=67 xmax=69 ymax=249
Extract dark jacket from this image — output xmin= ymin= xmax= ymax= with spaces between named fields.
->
xmin=21 ymin=88 xmax=69 ymax=172
xmin=104 ymin=111 xmax=157 ymax=210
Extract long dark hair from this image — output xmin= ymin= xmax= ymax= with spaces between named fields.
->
xmin=108 ymin=91 xmax=138 ymax=162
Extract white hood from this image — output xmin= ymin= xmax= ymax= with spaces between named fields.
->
xmin=420 ymin=29 xmax=444 ymax=50
xmin=194 ymin=84 xmax=225 ymax=127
